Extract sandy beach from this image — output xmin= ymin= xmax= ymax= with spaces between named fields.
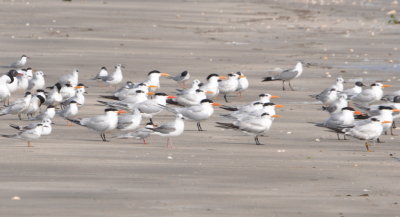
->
xmin=0 ymin=0 xmax=400 ymax=216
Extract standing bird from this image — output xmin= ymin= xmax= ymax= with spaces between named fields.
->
xmin=312 ymin=88 xmax=340 ymax=106
xmin=147 ymin=113 xmax=185 ymax=148
xmin=10 ymin=55 xmax=29 ymax=68
xmin=67 ymin=108 xmax=127 ymax=142
xmin=218 ymin=73 xmax=240 ymax=103
xmin=2 ymin=123 xmax=43 ymax=147
xmin=31 ymin=105 xmax=56 ymax=121
xmin=351 ymin=83 xmax=391 ymax=107
xmin=167 ymin=70 xmax=190 ymax=87
xmin=9 ymin=118 xmax=53 ymax=136
xmin=59 ymin=69 xmax=79 ymax=87
xmin=169 ymin=89 xmax=208 ymax=106
xmin=113 ymin=121 xmax=155 ymax=144
xmin=28 ymin=71 xmax=46 ymax=92
xmin=57 ymin=101 xmax=80 ymax=125
xmin=100 ymin=64 xmax=124 ymax=88
xmin=235 ymin=71 xmax=249 ymax=97
xmin=92 ymin=66 xmax=108 ymax=80
xmin=23 ymin=90 xmax=46 ymax=118
xmin=45 ymin=83 xmax=63 ymax=107
xmin=142 ymin=70 xmax=170 ymax=92
xmin=116 ymin=108 xmax=142 ymax=131
xmin=0 ymin=92 xmax=32 ymax=120
xmin=0 ymin=70 xmax=19 ymax=105
xmin=322 ymin=94 xmax=348 ymax=114
xmin=343 ymin=118 xmax=391 ymax=152
xmin=262 ymin=61 xmax=303 ymax=91
xmin=216 ymin=112 xmax=279 ymax=145
xmin=200 ymin=74 xmax=225 ymax=99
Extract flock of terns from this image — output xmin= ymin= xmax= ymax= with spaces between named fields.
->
xmin=0 ymin=55 xmax=399 ymax=151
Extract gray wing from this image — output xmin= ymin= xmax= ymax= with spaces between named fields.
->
xmin=151 ymin=122 xmax=176 ymax=133
xmin=275 ymin=69 xmax=298 ymax=81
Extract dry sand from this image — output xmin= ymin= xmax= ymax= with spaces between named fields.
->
xmin=0 ymin=0 xmax=400 ymax=216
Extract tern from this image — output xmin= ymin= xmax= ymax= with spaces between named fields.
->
xmin=57 ymin=101 xmax=80 ymax=125
xmin=351 ymin=83 xmax=391 ymax=107
xmin=10 ymin=55 xmax=29 ymax=68
xmin=28 ymin=71 xmax=46 ymax=92
xmin=167 ymin=70 xmax=190 ymax=87
xmin=116 ymin=108 xmax=142 ymax=131
xmin=10 ymin=118 xmax=53 ymax=136
xmin=31 ymin=105 xmax=56 ymax=121
xmin=322 ymin=94 xmax=348 ymax=114
xmin=44 ymin=83 xmax=63 ymax=107
xmin=218 ymin=73 xmax=239 ymax=102
xmin=343 ymin=81 xmax=366 ymax=98
xmin=113 ymin=121 xmax=155 ymax=144
xmin=262 ymin=61 xmax=303 ymax=91
xmin=23 ymin=90 xmax=46 ymax=118
xmin=142 ymin=70 xmax=170 ymax=92
xmin=0 ymin=92 xmax=32 ymax=120
xmin=92 ymin=66 xmax=108 ymax=80
xmin=235 ymin=71 xmax=249 ymax=96
xmin=100 ymin=64 xmax=124 ymax=88
xmin=2 ymin=123 xmax=43 ymax=147
xmin=59 ymin=69 xmax=79 ymax=87
xmin=200 ymin=74 xmax=224 ymax=99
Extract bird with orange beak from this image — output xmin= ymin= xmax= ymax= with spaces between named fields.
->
xmin=144 ymin=70 xmax=170 ymax=92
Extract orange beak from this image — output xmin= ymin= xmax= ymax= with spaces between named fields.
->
xmin=148 ymin=85 xmax=158 ymax=88
xmin=117 ymin=110 xmax=128 ymax=114
xmin=205 ymin=91 xmax=214 ymax=94
xmin=354 ymin=111 xmax=363 ymax=115
xmin=219 ymin=76 xmax=227 ymax=80
xmin=167 ymin=96 xmax=176 ymax=99
xmin=392 ymin=109 xmax=400 ymax=112
xmin=160 ymin=73 xmax=170 ymax=77
xmin=239 ymin=75 xmax=246 ymax=78
xmin=212 ymin=102 xmax=221 ymax=106
xmin=275 ymin=104 xmax=285 ymax=108
xmin=272 ymin=114 xmax=281 ymax=118
xmin=270 ymin=95 xmax=280 ymax=99
xmin=74 ymin=86 xmax=83 ymax=89
xmin=147 ymin=92 xmax=155 ymax=95
xmin=381 ymin=120 xmax=392 ymax=124
xmin=382 ymin=84 xmax=392 ymax=88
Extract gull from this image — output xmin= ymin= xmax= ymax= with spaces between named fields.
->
xmin=322 ymin=94 xmax=348 ymax=114
xmin=343 ymin=81 xmax=366 ymax=98
xmin=23 ymin=90 xmax=46 ymax=118
xmin=351 ymin=83 xmax=391 ymax=107
xmin=262 ymin=61 xmax=303 ymax=91
xmin=216 ymin=112 xmax=279 ymax=145
xmin=315 ymin=107 xmax=363 ymax=140
xmin=167 ymin=70 xmax=190 ymax=87
xmin=67 ymin=108 xmax=127 ymax=142
xmin=199 ymin=74 xmax=225 ymax=99
xmin=112 ymin=121 xmax=155 ymax=144
xmin=312 ymin=88 xmax=339 ymax=106
xmin=25 ymin=68 xmax=33 ymax=80
xmin=343 ymin=118 xmax=391 ymax=152
xmin=0 ymin=92 xmax=32 ymax=120
xmin=31 ymin=105 xmax=56 ymax=121
xmin=92 ymin=66 xmax=108 ymax=80
xmin=162 ymin=99 xmax=221 ymax=131
xmin=44 ymin=83 xmax=63 ymax=107
xmin=0 ymin=70 xmax=20 ymax=105
xmin=117 ymin=108 xmax=142 ymax=131
xmin=6 ymin=69 xmax=23 ymax=94
xmin=10 ymin=118 xmax=53 ymax=136
xmin=2 ymin=123 xmax=43 ymax=147
xmin=133 ymin=93 xmax=175 ymax=121
xmin=147 ymin=113 xmax=185 ymax=148
xmin=59 ymin=69 xmax=79 ymax=87
xmin=57 ymin=101 xmax=80 ymax=125
xmin=10 ymin=55 xmax=29 ymax=68
xmin=330 ymin=76 xmax=345 ymax=92
xmin=219 ymin=73 xmax=239 ymax=102
xmin=28 ymin=70 xmax=46 ymax=92
xmin=100 ymin=64 xmax=124 ymax=88
xmin=235 ymin=71 xmax=249 ymax=96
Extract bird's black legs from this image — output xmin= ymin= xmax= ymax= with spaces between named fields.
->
xmin=336 ymin=132 xmax=341 ymax=140
xmin=254 ymin=136 xmax=263 ymax=145
xmin=224 ymin=94 xmax=229 ymax=103
xmin=100 ymin=133 xmax=108 ymax=142
xmin=282 ymin=81 xmax=286 ymax=91
xmin=289 ymin=81 xmax=295 ymax=91
xmin=197 ymin=122 xmax=203 ymax=131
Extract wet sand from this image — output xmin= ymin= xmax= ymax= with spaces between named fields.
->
xmin=0 ymin=0 xmax=400 ymax=216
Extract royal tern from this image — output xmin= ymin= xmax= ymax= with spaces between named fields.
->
xmin=343 ymin=81 xmax=365 ymax=98
xmin=343 ymin=118 xmax=391 ymax=152
xmin=216 ymin=112 xmax=279 ymax=145
xmin=113 ymin=121 xmax=155 ymax=144
xmin=117 ymin=108 xmax=142 ymax=131
xmin=235 ymin=71 xmax=249 ymax=96
xmin=167 ymin=70 xmax=190 ymax=87
xmin=28 ymin=70 xmax=46 ymax=92
xmin=142 ymin=70 xmax=170 ymax=92
xmin=162 ymin=99 xmax=220 ymax=131
xmin=262 ymin=61 xmax=303 ymax=91
xmin=359 ymin=106 xmax=400 ymax=136
xmin=10 ymin=55 xmax=29 ymax=68
xmin=59 ymin=69 xmax=79 ymax=87
xmin=0 ymin=92 xmax=32 ymax=120
xmin=218 ymin=73 xmax=239 ymax=102
xmin=60 ymin=83 xmax=76 ymax=101
xmin=68 ymin=108 xmax=127 ymax=142
xmin=2 ymin=123 xmax=43 ymax=147
xmin=147 ymin=113 xmax=185 ymax=148
xmin=351 ymin=83 xmax=391 ymax=107
xmin=199 ymin=74 xmax=224 ymax=99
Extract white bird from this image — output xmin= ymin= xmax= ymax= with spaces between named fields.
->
xmin=133 ymin=93 xmax=175 ymax=121
xmin=100 ymin=64 xmax=124 ymax=88
xmin=254 ymin=93 xmax=280 ymax=104
xmin=176 ymin=79 xmax=201 ymax=96
xmin=6 ymin=70 xmax=23 ymax=94
xmin=343 ymin=118 xmax=391 ymax=152
xmin=162 ymin=99 xmax=221 ymax=131
xmin=10 ymin=55 xmax=29 ymax=68
xmin=16 ymin=69 xmax=30 ymax=92
xmin=169 ymin=89 xmax=208 ymax=107
xmin=117 ymin=108 xmax=142 ymax=131
xmin=2 ymin=123 xmax=43 ymax=147
xmin=200 ymin=74 xmax=224 ymax=99
xmin=59 ymin=69 xmax=79 ymax=87
xmin=60 ymin=83 xmax=76 ymax=101
xmin=0 ymin=91 xmax=32 ymax=120
xmin=222 ymin=102 xmax=283 ymax=120
xmin=44 ymin=83 xmax=63 ymax=107
xmin=97 ymin=90 xmax=152 ymax=109
xmin=68 ymin=108 xmax=127 ymax=141
xmin=167 ymin=70 xmax=190 ymax=87
xmin=142 ymin=70 xmax=170 ymax=92
xmin=220 ymin=93 xmax=280 ymax=112
xmin=359 ymin=106 xmax=400 ymax=137
xmin=28 ymin=70 xmax=46 ymax=92
xmin=218 ymin=73 xmax=239 ymax=102
xmin=343 ymin=81 xmax=365 ymax=98
xmin=351 ymin=83 xmax=391 ymax=107
xmin=63 ymin=85 xmax=86 ymax=106
xmin=57 ymin=101 xmax=80 ymax=124
xmin=147 ymin=113 xmax=185 ymax=148
xmin=113 ymin=121 xmax=155 ymax=144
xmin=235 ymin=71 xmax=249 ymax=96
xmin=216 ymin=112 xmax=279 ymax=145
xmin=31 ymin=105 xmax=56 ymax=121
xmin=262 ymin=61 xmax=303 ymax=91
xmin=322 ymin=94 xmax=348 ymax=114
xmin=313 ymin=88 xmax=339 ymax=106
xmin=9 ymin=118 xmax=53 ymax=136
xmin=0 ymin=70 xmax=19 ymax=105
xmin=92 ymin=66 xmax=108 ymax=80
xmin=23 ymin=90 xmax=46 ymax=118
xmin=329 ymin=76 xmax=345 ymax=92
